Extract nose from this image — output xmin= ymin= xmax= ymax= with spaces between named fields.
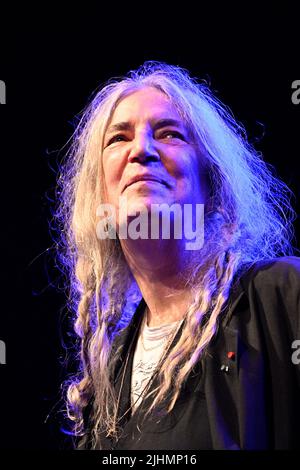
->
xmin=127 ymin=132 xmax=160 ymax=164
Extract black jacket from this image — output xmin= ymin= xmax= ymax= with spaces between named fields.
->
xmin=78 ymin=256 xmax=300 ymax=450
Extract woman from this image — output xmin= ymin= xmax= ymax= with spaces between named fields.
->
xmin=56 ymin=61 xmax=300 ymax=450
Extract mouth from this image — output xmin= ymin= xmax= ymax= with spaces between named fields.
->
xmin=123 ymin=176 xmax=168 ymax=192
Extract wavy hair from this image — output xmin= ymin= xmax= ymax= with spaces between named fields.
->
xmin=54 ymin=61 xmax=297 ymax=448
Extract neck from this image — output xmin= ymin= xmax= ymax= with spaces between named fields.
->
xmin=120 ymin=237 xmax=197 ymax=327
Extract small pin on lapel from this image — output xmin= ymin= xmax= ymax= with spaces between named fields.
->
xmin=227 ymin=351 xmax=236 ymax=360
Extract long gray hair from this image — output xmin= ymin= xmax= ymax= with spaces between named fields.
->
xmin=55 ymin=61 xmax=296 ymax=448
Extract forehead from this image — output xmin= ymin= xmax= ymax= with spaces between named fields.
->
xmin=110 ymin=87 xmax=182 ymax=123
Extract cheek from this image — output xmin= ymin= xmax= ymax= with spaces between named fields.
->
xmin=191 ymin=164 xmax=210 ymax=203
xmin=102 ymin=156 xmax=124 ymax=203
xmin=174 ymin=153 xmax=207 ymax=198
xmin=169 ymin=150 xmax=200 ymax=181
xmin=103 ymin=148 xmax=126 ymax=179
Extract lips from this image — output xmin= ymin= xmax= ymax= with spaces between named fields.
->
xmin=123 ymin=175 xmax=168 ymax=192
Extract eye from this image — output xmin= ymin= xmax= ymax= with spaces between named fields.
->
xmin=159 ymin=130 xmax=185 ymax=141
xmin=105 ymin=134 xmax=128 ymax=147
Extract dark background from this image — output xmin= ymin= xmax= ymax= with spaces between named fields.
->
xmin=0 ymin=7 xmax=299 ymax=450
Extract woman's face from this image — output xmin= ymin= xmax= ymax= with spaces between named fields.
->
xmin=101 ymin=87 xmax=208 ymax=229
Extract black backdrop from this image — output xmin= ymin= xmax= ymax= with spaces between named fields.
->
xmin=0 ymin=7 xmax=299 ymax=450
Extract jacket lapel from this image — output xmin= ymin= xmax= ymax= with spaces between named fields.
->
xmin=110 ymin=265 xmax=267 ymax=450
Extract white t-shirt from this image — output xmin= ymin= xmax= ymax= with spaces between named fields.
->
xmin=131 ymin=316 xmax=183 ymax=413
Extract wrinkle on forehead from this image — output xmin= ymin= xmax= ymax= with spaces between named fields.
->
xmin=109 ymin=87 xmax=182 ymax=125
xmin=105 ymin=87 xmax=195 ymax=140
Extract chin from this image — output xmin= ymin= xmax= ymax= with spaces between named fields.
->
xmin=126 ymin=199 xmax=154 ymax=216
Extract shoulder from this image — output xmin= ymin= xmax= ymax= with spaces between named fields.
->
xmin=242 ymin=256 xmax=300 ymax=295
xmin=241 ymin=256 xmax=300 ymax=292
xmin=238 ymin=256 xmax=300 ymax=336
xmin=253 ymin=256 xmax=300 ymax=283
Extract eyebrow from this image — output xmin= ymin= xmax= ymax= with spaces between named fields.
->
xmin=105 ymin=118 xmax=185 ymax=135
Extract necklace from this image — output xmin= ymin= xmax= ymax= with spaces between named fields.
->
xmin=114 ymin=308 xmax=185 ymax=431
xmin=140 ymin=311 xmax=183 ymax=353
xmin=140 ymin=331 xmax=172 ymax=352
